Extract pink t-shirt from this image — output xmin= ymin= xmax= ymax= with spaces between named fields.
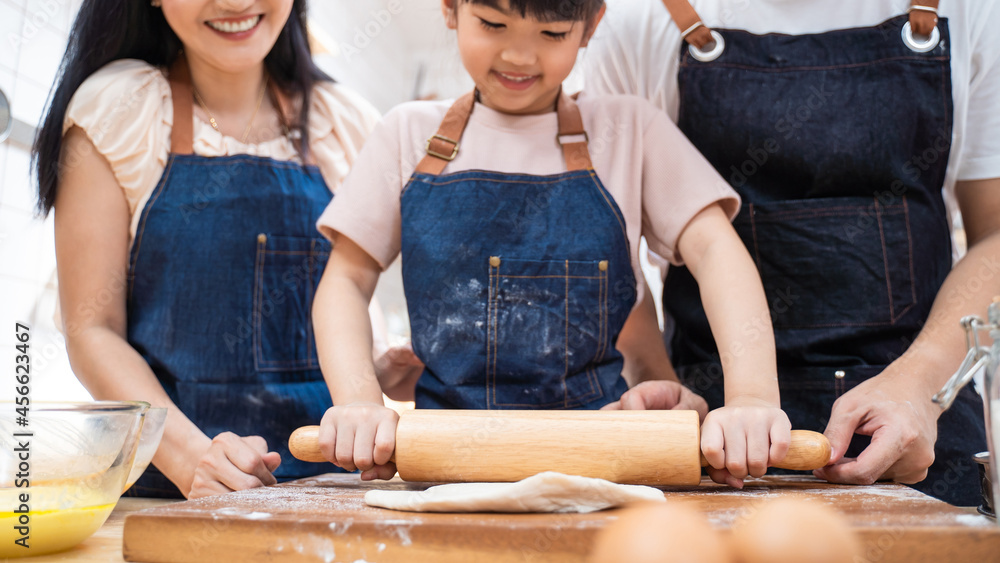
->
xmin=317 ymin=92 xmax=739 ymax=303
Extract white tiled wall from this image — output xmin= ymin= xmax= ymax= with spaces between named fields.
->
xmin=0 ymin=0 xmax=86 ymax=402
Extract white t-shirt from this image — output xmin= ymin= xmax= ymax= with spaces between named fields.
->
xmin=583 ymin=0 xmax=1000 ymax=252
xmin=317 ymin=94 xmax=740 ymax=304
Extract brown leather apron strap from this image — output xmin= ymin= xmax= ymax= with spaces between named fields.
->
xmin=414 ymin=90 xmax=595 ymax=176
xmin=555 ymin=91 xmax=593 ymax=172
xmin=414 ymin=91 xmax=477 ymax=175
xmin=662 ymin=0 xmax=941 ymax=49
xmin=168 ymin=55 xmax=316 ymax=166
xmin=168 ymin=56 xmax=194 ymax=155
xmin=909 ymin=0 xmax=940 ymax=37
xmin=659 ymin=0 xmax=714 ymax=49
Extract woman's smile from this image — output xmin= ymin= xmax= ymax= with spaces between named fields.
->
xmin=205 ymin=14 xmax=264 ymax=40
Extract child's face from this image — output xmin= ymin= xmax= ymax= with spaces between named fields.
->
xmin=161 ymin=0 xmax=293 ymax=74
xmin=444 ymin=0 xmax=604 ymax=115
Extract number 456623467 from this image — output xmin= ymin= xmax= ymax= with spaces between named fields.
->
xmin=15 ymin=323 xmax=30 ymax=402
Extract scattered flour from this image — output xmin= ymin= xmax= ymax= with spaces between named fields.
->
xmin=955 ymin=514 xmax=994 ymax=527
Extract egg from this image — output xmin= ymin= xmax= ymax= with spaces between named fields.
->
xmin=730 ymin=497 xmax=861 ymax=563
xmin=589 ymin=502 xmax=733 ymax=563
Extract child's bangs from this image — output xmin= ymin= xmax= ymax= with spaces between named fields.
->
xmin=465 ymin=0 xmax=603 ymax=22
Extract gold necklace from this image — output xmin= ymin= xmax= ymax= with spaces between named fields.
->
xmin=192 ymin=76 xmax=268 ymax=144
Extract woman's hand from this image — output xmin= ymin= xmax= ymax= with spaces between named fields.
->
xmin=701 ymin=398 xmax=791 ymax=488
xmin=318 ymin=402 xmax=399 ymax=480
xmin=188 ymin=433 xmax=282 ymax=499
xmin=601 ymin=380 xmax=710 ymax=422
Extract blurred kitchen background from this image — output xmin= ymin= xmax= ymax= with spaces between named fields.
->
xmin=0 ymin=0 xmax=598 ymax=401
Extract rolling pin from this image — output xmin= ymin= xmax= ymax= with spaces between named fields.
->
xmin=288 ymin=410 xmax=831 ymax=486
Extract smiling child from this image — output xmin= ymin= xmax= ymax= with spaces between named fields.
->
xmin=312 ymin=0 xmax=791 ymax=487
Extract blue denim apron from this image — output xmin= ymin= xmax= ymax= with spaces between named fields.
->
xmin=660 ymin=4 xmax=986 ymax=504
xmin=401 ymin=92 xmax=635 ymax=410
xmin=124 ymin=58 xmax=339 ymax=497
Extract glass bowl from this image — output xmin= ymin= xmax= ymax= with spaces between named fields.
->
xmin=124 ymin=407 xmax=167 ymax=492
xmin=0 ymin=401 xmax=148 ymax=558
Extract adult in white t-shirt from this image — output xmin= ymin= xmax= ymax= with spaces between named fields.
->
xmin=583 ymin=0 xmax=1000 ymax=505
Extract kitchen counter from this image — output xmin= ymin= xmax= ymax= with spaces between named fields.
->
xmin=121 ymin=475 xmax=1000 ymax=563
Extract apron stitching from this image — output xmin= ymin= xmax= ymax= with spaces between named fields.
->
xmin=874 ymin=200 xmax=896 ymax=322
xmin=129 ymin=155 xmax=177 ymax=297
xmin=252 ymin=237 xmax=264 ymax=372
xmin=779 ymin=320 xmax=901 ymax=328
xmin=904 ymin=197 xmax=918 ymax=306
xmin=501 ymin=275 xmax=604 ymax=280
xmin=564 ymin=259 xmax=570 ymax=408
xmin=749 ymin=203 xmax=762 ymax=267
xmin=307 ymin=240 xmax=315 ymax=365
xmin=587 ymin=173 xmax=629 ymax=243
xmin=680 ymin=56 xmax=949 ymax=73
xmin=488 ymin=262 xmax=497 ymax=408
xmin=593 ymin=267 xmax=606 ymax=363
xmin=744 ymin=208 xmax=907 ymax=221
xmin=419 ymin=173 xmax=591 ymax=187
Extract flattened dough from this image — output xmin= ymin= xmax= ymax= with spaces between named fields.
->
xmin=364 ymin=471 xmax=665 ymax=513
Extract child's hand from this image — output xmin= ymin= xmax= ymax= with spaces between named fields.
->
xmin=701 ymin=398 xmax=791 ymax=488
xmin=319 ymin=403 xmax=399 ymax=480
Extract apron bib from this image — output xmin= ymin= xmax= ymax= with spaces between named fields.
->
xmin=401 ymin=91 xmax=635 ymax=409
xmin=659 ymin=0 xmax=985 ymax=505
xmin=125 ymin=58 xmax=339 ymax=497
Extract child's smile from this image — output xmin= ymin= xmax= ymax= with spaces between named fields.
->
xmin=491 ymin=69 xmax=540 ymax=91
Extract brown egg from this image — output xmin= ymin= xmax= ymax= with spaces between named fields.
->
xmin=730 ymin=497 xmax=861 ymax=563
xmin=589 ymin=502 xmax=733 ymax=563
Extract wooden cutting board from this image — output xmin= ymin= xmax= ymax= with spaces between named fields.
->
xmin=123 ymin=474 xmax=1000 ymax=563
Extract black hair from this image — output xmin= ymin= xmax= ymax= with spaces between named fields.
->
xmin=463 ymin=0 xmax=604 ymax=22
xmin=33 ymin=0 xmax=332 ymax=215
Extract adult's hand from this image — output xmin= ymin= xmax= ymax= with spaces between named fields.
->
xmin=814 ymin=369 xmax=939 ymax=485
xmin=373 ymin=344 xmax=424 ymax=402
xmin=188 ymin=433 xmax=281 ymax=498
xmin=602 ymin=380 xmax=710 ymax=422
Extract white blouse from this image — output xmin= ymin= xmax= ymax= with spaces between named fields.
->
xmin=62 ymin=58 xmax=381 ymax=241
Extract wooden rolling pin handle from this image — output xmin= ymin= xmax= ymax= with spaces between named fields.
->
xmin=288 ymin=426 xmax=397 ymax=464
xmin=698 ymin=429 xmax=832 ymax=471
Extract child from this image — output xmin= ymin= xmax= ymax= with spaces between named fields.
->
xmin=312 ymin=0 xmax=790 ymax=487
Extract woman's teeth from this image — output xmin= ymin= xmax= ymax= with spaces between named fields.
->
xmin=207 ymin=15 xmax=261 ymax=33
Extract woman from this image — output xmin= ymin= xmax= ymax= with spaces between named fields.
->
xmin=32 ymin=0 xmax=408 ymax=498
xmin=583 ymin=0 xmax=999 ymax=505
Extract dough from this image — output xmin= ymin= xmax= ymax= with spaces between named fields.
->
xmin=364 ymin=471 xmax=665 ymax=513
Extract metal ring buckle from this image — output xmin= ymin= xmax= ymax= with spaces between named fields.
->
xmin=901 ymin=20 xmax=940 ymax=53
xmin=688 ymin=30 xmax=725 ymax=63
xmin=425 ymin=134 xmax=459 ymax=161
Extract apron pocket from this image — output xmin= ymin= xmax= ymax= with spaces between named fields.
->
xmin=486 ymin=257 xmax=608 ymax=409
xmin=733 ymin=196 xmax=916 ymax=329
xmin=253 ymin=234 xmax=331 ymax=371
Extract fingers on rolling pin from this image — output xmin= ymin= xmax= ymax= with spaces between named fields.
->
xmin=589 ymin=502 xmax=734 ymax=563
